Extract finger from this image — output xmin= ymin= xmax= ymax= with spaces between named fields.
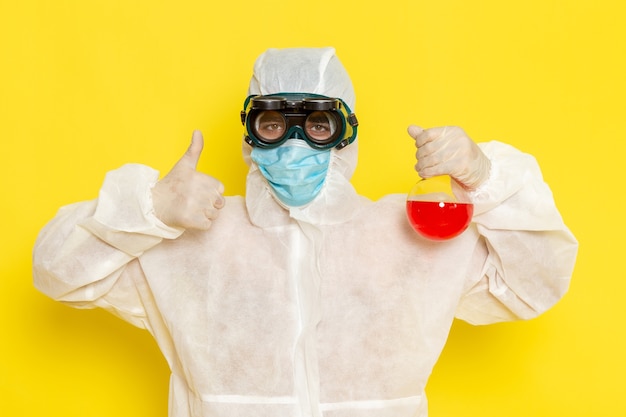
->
xmin=203 ymin=205 xmax=221 ymax=221
xmin=409 ymin=125 xmax=434 ymax=148
xmin=207 ymin=177 xmax=225 ymax=208
xmin=414 ymin=127 xmax=442 ymax=148
xmin=416 ymin=139 xmax=451 ymax=172
xmin=416 ymin=155 xmax=440 ymax=175
xmin=407 ymin=125 xmax=424 ymax=141
xmin=416 ymin=139 xmax=440 ymax=160
xmin=184 ymin=210 xmax=213 ymax=231
xmin=196 ymin=218 xmax=213 ymax=231
xmin=180 ymin=130 xmax=204 ymax=169
xmin=417 ymin=164 xmax=445 ymax=179
xmin=213 ymin=195 xmax=225 ymax=209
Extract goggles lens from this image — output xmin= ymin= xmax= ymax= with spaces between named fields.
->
xmin=241 ymin=93 xmax=358 ymax=150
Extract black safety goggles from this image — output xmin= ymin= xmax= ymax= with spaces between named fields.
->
xmin=241 ymin=93 xmax=358 ymax=150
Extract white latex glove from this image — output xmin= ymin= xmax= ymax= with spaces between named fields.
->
xmin=152 ymin=130 xmax=225 ymax=230
xmin=407 ymin=125 xmax=491 ymax=190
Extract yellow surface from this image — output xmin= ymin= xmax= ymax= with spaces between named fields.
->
xmin=1 ymin=1 xmax=623 ymax=415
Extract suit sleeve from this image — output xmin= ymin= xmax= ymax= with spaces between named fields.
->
xmin=32 ymin=164 xmax=184 ymax=328
xmin=455 ymin=141 xmax=578 ymax=325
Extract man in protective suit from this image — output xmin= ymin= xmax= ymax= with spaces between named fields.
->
xmin=33 ymin=47 xmax=578 ymax=417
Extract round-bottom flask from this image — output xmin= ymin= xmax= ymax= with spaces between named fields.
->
xmin=406 ymin=175 xmax=474 ymax=241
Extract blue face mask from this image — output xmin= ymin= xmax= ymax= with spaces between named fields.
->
xmin=250 ymin=140 xmax=331 ymax=207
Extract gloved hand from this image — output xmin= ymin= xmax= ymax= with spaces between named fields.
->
xmin=407 ymin=125 xmax=491 ymax=190
xmin=152 ymin=130 xmax=225 ymax=230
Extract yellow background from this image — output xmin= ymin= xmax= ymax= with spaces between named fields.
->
xmin=1 ymin=0 xmax=623 ymax=415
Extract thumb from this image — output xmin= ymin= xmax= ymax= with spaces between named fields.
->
xmin=180 ymin=130 xmax=204 ymax=169
xmin=407 ymin=124 xmax=424 ymax=139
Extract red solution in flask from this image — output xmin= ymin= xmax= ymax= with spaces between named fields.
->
xmin=406 ymin=200 xmax=474 ymax=240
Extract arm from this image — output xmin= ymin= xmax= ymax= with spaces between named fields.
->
xmin=33 ymin=131 xmax=224 ymax=326
xmin=32 ymin=164 xmax=180 ymax=327
xmin=456 ymin=141 xmax=578 ymax=324
xmin=408 ymin=126 xmax=578 ymax=324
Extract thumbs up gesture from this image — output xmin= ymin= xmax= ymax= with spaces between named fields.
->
xmin=152 ymin=130 xmax=225 ymax=230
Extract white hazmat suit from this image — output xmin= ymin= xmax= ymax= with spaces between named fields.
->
xmin=33 ymin=47 xmax=578 ymax=417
